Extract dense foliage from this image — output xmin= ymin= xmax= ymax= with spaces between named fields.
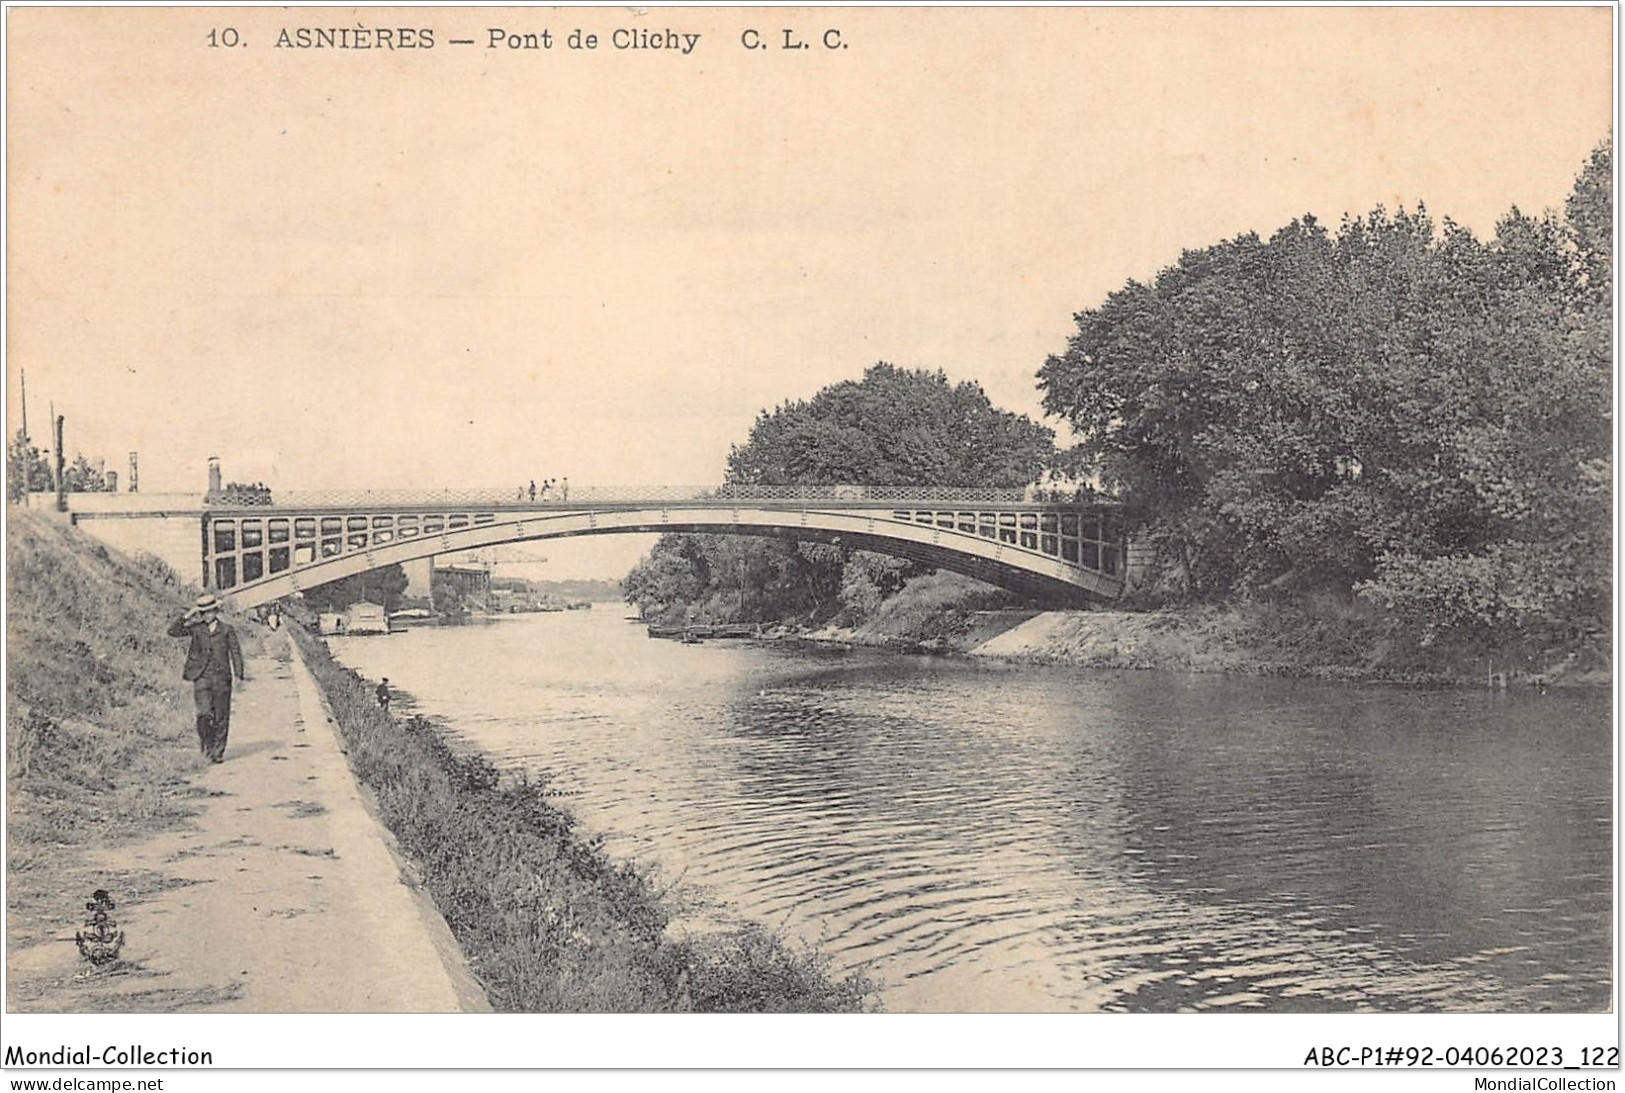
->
xmin=724 ymin=362 xmax=1055 ymax=487
xmin=302 ymin=562 xmax=410 ymax=613
xmin=6 ymin=432 xmax=117 ymax=501
xmin=624 ymin=364 xmax=1055 ymax=624
xmin=1038 ymin=140 xmax=1611 ymax=658
xmin=6 ymin=431 xmax=53 ymax=501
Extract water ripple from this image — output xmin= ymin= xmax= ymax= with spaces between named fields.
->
xmin=328 ymin=613 xmax=1612 ymax=1012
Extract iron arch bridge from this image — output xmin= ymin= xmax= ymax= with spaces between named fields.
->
xmin=202 ymin=485 xmax=1134 ymax=610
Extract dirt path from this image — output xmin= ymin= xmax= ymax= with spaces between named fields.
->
xmin=8 ymin=634 xmax=488 ymax=1013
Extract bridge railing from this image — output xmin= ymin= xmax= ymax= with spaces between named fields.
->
xmin=205 ymin=484 xmax=1112 ymax=509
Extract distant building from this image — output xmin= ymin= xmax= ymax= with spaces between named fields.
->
xmin=344 ymin=602 xmax=389 ymax=635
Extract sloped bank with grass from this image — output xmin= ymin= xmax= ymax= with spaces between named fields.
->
xmin=5 ymin=509 xmax=873 ymax=1012
xmin=797 ymin=571 xmax=1040 ymax=653
xmin=289 ymin=627 xmax=876 ymax=1012
xmin=975 ymin=597 xmax=1608 ymax=687
xmin=799 ymin=570 xmax=1608 ymax=688
xmin=6 ymin=510 xmax=246 ymax=956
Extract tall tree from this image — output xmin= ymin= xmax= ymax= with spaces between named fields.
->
xmin=727 ymin=363 xmax=1054 ymax=488
xmin=625 ymin=364 xmax=1056 ymax=623
xmin=8 ymin=438 xmax=120 ymax=501
xmin=1358 ymin=142 xmax=1612 ymax=652
xmin=1037 ymin=211 xmax=1458 ymax=597
xmin=1038 ymin=136 xmax=1611 ymax=657
xmin=60 ymin=454 xmax=114 ymax=493
xmin=6 ymin=430 xmax=52 ymax=502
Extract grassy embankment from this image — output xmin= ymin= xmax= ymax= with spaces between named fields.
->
xmin=6 ymin=510 xmax=276 ymax=950
xmin=808 ymin=570 xmax=1039 ymax=651
xmin=7 ymin=510 xmax=873 ymax=1011
xmin=291 ymin=627 xmax=876 ymax=1012
xmin=818 ymin=570 xmax=1608 ymax=687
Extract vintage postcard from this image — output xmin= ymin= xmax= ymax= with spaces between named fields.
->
xmin=3 ymin=4 xmax=1615 ymax=1082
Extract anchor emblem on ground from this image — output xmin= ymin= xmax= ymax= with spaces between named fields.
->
xmin=74 ymin=889 xmax=124 ymax=966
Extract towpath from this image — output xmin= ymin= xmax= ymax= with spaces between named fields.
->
xmin=8 ymin=633 xmax=489 ymax=1013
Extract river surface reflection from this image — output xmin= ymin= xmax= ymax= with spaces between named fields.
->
xmin=329 ymin=609 xmax=1611 ymax=1012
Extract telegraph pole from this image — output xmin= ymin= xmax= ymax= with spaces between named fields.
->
xmin=47 ymin=399 xmax=55 ymax=502
xmin=53 ymin=414 xmax=66 ymax=512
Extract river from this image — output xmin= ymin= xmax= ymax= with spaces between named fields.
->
xmin=327 ymin=609 xmax=1612 ymax=1013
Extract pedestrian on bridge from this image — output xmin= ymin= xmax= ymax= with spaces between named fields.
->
xmin=166 ymin=593 xmax=246 ymax=763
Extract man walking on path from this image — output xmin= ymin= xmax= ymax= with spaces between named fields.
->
xmin=167 ymin=593 xmax=247 ymax=762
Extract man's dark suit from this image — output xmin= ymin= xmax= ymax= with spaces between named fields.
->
xmin=167 ymin=614 xmax=245 ymax=761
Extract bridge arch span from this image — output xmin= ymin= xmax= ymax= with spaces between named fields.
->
xmin=210 ymin=502 xmax=1127 ymax=611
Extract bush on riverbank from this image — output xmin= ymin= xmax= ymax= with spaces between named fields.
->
xmin=811 ymin=570 xmax=1038 ymax=651
xmin=964 ymin=595 xmax=1608 ymax=686
xmin=1165 ymin=595 xmax=1609 ymax=684
xmin=823 ymin=560 xmax=1608 ymax=686
xmin=290 ymin=627 xmax=877 ymax=1012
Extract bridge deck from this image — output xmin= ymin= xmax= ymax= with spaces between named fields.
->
xmin=119 ymin=487 xmax=1132 ymax=609
xmin=208 ymin=485 xmax=1111 ymax=513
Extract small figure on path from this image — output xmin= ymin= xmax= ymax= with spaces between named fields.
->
xmin=561 ymin=477 xmax=568 ymax=501
xmin=376 ymin=677 xmax=391 ymax=713
xmin=166 ymin=593 xmax=246 ymax=764
xmin=529 ymin=480 xmax=537 ymax=502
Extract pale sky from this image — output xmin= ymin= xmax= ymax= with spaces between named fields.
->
xmin=7 ymin=6 xmax=1613 ymax=577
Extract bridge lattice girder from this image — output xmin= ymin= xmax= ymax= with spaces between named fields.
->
xmin=202 ymin=499 xmax=1129 ymax=610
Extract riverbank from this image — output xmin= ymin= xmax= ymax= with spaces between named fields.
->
xmin=359 ymin=594 xmax=1615 ymax=1014
xmin=797 ymin=571 xmax=1609 ymax=688
xmin=6 ymin=511 xmax=482 ymax=1011
xmin=291 ymin=626 xmax=876 ymax=1012
xmin=6 ymin=511 xmax=874 ymax=1013
xmin=8 ymin=511 xmax=214 ymax=968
